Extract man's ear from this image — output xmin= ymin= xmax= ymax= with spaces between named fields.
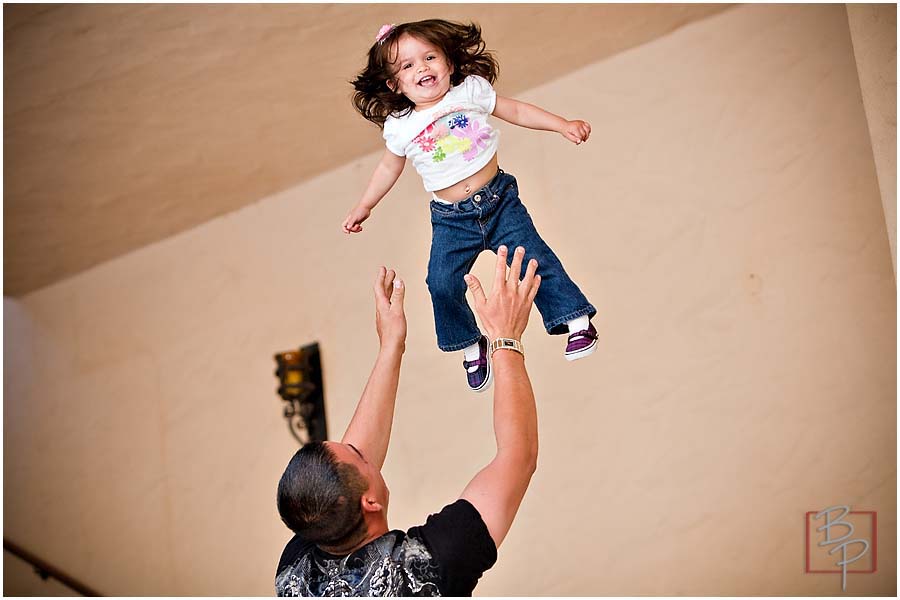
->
xmin=360 ymin=494 xmax=383 ymax=514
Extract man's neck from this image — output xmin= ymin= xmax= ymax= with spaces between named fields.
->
xmin=318 ymin=520 xmax=389 ymax=556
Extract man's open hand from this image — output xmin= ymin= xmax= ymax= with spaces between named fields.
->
xmin=464 ymin=246 xmax=541 ymax=342
xmin=374 ymin=266 xmax=407 ymax=351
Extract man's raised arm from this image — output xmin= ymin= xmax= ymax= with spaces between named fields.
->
xmin=340 ymin=267 xmax=407 ymax=470
xmin=460 ymin=245 xmax=542 ymax=549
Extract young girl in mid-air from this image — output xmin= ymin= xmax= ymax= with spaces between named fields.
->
xmin=344 ymin=19 xmax=597 ymax=392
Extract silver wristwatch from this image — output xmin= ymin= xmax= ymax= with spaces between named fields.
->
xmin=489 ymin=337 xmax=524 ymax=357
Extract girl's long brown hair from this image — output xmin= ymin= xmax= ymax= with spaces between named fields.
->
xmin=351 ymin=19 xmax=499 ymax=128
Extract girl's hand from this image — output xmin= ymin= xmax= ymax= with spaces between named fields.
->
xmin=562 ymin=119 xmax=591 ymax=145
xmin=342 ymin=205 xmax=372 ymax=234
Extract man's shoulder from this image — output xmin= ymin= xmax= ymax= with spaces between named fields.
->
xmin=411 ymin=499 xmax=491 ymax=535
xmin=276 ymin=534 xmax=314 ymax=576
xmin=409 ymin=499 xmax=495 ymax=552
xmin=406 ymin=499 xmax=498 ymax=596
xmin=274 ymin=501 xmax=496 ymax=597
xmin=275 ymin=530 xmax=441 ymax=597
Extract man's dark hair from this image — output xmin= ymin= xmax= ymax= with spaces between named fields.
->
xmin=277 ymin=442 xmax=369 ymax=547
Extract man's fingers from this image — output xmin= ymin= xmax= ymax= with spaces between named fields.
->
xmin=390 ymin=277 xmax=405 ymax=311
xmin=493 ymin=245 xmax=509 ymax=289
xmin=527 ymin=274 xmax=542 ymax=304
xmin=373 ymin=266 xmax=389 ymax=304
xmin=384 ymin=269 xmax=396 ymax=298
xmin=508 ymin=246 xmax=525 ymax=288
xmin=520 ymin=258 xmax=538 ymax=293
xmin=465 ymin=273 xmax=487 ymax=306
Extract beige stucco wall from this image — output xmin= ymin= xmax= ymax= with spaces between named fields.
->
xmin=847 ymin=3 xmax=897 ymax=275
xmin=3 ymin=4 xmax=896 ymax=596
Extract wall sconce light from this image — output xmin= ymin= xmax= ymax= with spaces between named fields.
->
xmin=274 ymin=342 xmax=327 ymax=445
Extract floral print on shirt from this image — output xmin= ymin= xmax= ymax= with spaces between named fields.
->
xmin=413 ymin=112 xmax=491 ymax=164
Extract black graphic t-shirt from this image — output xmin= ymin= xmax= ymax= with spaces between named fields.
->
xmin=275 ymin=499 xmax=497 ymax=597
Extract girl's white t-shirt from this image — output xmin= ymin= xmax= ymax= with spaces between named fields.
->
xmin=383 ymin=75 xmax=499 ymax=192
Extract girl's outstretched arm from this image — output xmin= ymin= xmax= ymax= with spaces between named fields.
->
xmin=492 ymin=96 xmax=591 ymax=145
xmin=342 ymin=149 xmax=406 ymax=234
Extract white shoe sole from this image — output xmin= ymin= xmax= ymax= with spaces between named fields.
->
xmin=565 ymin=340 xmax=598 ymax=362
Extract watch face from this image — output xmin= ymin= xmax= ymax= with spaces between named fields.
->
xmin=490 ymin=338 xmax=523 ymax=356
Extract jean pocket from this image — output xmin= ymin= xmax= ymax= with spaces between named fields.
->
xmin=496 ymin=172 xmax=517 ymax=193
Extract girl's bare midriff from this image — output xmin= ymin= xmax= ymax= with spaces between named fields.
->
xmin=431 ymin=154 xmax=500 ymax=203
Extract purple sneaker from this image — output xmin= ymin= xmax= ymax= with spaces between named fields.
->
xmin=565 ymin=322 xmax=598 ymax=361
xmin=463 ymin=335 xmax=493 ymax=392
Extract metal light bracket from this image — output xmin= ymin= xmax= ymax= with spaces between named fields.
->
xmin=274 ymin=342 xmax=327 ymax=445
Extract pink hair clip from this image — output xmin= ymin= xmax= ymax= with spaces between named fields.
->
xmin=375 ymin=23 xmax=397 ymax=45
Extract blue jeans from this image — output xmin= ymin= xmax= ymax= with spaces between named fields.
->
xmin=427 ymin=169 xmax=596 ymax=351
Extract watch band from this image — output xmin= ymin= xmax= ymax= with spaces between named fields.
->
xmin=489 ymin=337 xmax=524 ymax=357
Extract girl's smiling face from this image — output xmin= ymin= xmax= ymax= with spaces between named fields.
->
xmin=387 ymin=33 xmax=453 ymax=111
